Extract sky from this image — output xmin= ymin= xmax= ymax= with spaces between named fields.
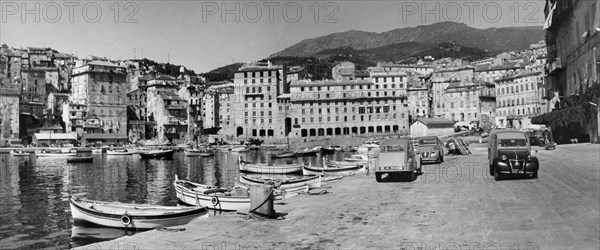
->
xmin=1 ymin=0 xmax=546 ymax=73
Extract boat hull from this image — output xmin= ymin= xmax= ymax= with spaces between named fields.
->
xmin=106 ymin=151 xmax=133 ymax=155
xmin=69 ymin=198 xmax=207 ymax=230
xmin=239 ymin=174 xmax=320 ymax=189
xmin=238 ymin=158 xmax=302 ymax=174
xmin=139 ymin=150 xmax=175 ymax=159
xmin=174 ymin=180 xmax=251 ymax=212
xmin=303 ymin=164 xmax=363 ymax=176
xmin=10 ymin=151 xmax=29 ymax=156
xmin=271 ymin=152 xmax=297 ymax=159
xmin=37 ymin=152 xmax=76 ymax=157
xmin=67 ymin=156 xmax=94 ymax=163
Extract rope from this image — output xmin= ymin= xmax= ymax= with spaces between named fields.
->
xmin=249 ymin=189 xmax=275 ymax=214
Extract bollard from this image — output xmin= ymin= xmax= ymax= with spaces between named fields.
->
xmin=249 ymin=183 xmax=275 ymax=217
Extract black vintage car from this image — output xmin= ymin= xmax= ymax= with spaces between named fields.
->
xmin=488 ymin=130 xmax=539 ymax=181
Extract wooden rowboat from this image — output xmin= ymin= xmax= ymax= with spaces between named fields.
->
xmin=239 ymin=174 xmax=322 ymax=189
xmin=139 ymin=149 xmax=175 ymax=159
xmin=270 ymin=151 xmax=297 ymax=159
xmin=303 ymin=160 xmax=364 ymax=176
xmin=233 ymin=182 xmax=309 ymax=200
xmin=106 ymin=149 xmax=134 ymax=155
xmin=343 ymin=154 xmax=369 ymax=162
xmin=10 ymin=150 xmax=29 ymax=156
xmin=67 ymin=156 xmax=94 ymax=163
xmin=184 ymin=148 xmax=214 ymax=157
xmin=37 ymin=151 xmax=76 ymax=157
xmin=295 ymin=147 xmax=320 ymax=156
xmin=69 ymin=196 xmax=207 ymax=229
xmin=238 ymin=156 xmax=303 ymax=174
xmin=174 ymin=175 xmax=251 ymax=211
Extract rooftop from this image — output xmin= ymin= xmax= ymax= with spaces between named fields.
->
xmin=413 ymin=118 xmax=455 ymax=127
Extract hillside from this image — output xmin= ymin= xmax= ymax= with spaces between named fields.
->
xmin=270 ymin=22 xmax=543 ymax=57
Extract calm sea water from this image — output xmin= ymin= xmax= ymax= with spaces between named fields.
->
xmin=0 ymin=149 xmax=338 ymax=249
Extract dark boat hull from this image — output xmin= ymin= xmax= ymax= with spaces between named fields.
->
xmin=139 ymin=150 xmax=175 ymax=159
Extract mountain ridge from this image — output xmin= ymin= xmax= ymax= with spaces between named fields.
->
xmin=270 ymin=22 xmax=544 ymax=57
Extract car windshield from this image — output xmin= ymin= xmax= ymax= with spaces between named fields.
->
xmin=382 ymin=145 xmax=405 ymax=152
xmin=418 ymin=138 xmax=437 ymax=145
xmin=498 ymin=139 xmax=527 ymax=147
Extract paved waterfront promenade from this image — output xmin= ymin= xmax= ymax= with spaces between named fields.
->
xmin=76 ymin=143 xmax=600 ymax=250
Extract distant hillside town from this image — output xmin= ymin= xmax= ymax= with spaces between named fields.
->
xmin=0 ymin=36 xmax=590 ymax=146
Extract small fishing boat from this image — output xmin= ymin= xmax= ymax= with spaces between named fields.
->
xmin=184 ymin=148 xmax=214 ymax=157
xmin=10 ymin=150 xmax=29 ymax=156
xmin=341 ymin=146 xmax=357 ymax=152
xmin=67 ymin=156 xmax=94 ymax=163
xmin=139 ymin=149 xmax=175 ymax=159
xmin=174 ymin=175 xmax=251 ymax=211
xmin=106 ymin=149 xmax=134 ymax=155
xmin=320 ymin=146 xmax=336 ymax=154
xmin=331 ymin=146 xmax=342 ymax=151
xmin=69 ymin=196 xmax=208 ymax=229
xmin=238 ymin=156 xmax=303 ymax=174
xmin=303 ymin=160 xmax=364 ymax=176
xmin=248 ymin=145 xmax=261 ymax=150
xmin=239 ymin=174 xmax=322 ymax=189
xmin=37 ymin=151 xmax=76 ymax=157
xmin=91 ymin=148 xmax=103 ymax=154
xmin=295 ymin=147 xmax=320 ymax=156
xmin=233 ymin=182 xmax=309 ymax=200
xmin=270 ymin=151 xmax=297 ymax=159
xmin=230 ymin=146 xmax=249 ymax=152
xmin=343 ymin=154 xmax=369 ymax=162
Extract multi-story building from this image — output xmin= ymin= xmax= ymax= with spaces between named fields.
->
xmin=540 ymin=0 xmax=600 ymax=143
xmin=433 ymin=80 xmax=496 ymax=128
xmin=20 ymin=68 xmax=48 ymax=103
xmin=67 ymin=60 xmax=128 ymax=144
xmin=376 ymin=63 xmax=434 ymax=76
xmin=202 ymin=81 xmax=233 ymax=131
xmin=288 ymin=78 xmax=410 ymax=138
xmin=407 ymin=81 xmax=429 ymax=123
xmin=495 ymin=71 xmax=548 ymax=129
xmin=474 ymin=63 xmax=523 ymax=83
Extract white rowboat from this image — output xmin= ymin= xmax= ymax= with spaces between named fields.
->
xmin=69 ymin=197 xmax=208 ymax=229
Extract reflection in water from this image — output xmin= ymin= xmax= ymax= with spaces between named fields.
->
xmin=0 ymin=150 xmax=347 ymax=249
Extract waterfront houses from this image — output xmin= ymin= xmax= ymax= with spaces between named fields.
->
xmin=539 ymin=0 xmax=600 ymax=143
xmin=0 ymin=86 xmax=20 ymax=144
xmin=67 ymin=60 xmax=129 ymax=145
xmin=288 ymin=78 xmax=410 ymax=138
xmin=495 ymin=71 xmax=548 ymax=129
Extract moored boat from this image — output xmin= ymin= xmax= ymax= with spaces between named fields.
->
xmin=239 ymin=174 xmax=322 ymax=189
xmin=69 ymin=196 xmax=208 ymax=229
xmin=184 ymin=148 xmax=214 ymax=157
xmin=321 ymin=146 xmax=336 ymax=154
xmin=106 ymin=149 xmax=134 ymax=155
xmin=67 ymin=156 xmax=94 ymax=163
xmin=295 ymin=147 xmax=320 ymax=156
xmin=238 ymin=156 xmax=303 ymax=174
xmin=139 ymin=149 xmax=175 ymax=159
xmin=91 ymin=148 xmax=103 ymax=154
xmin=230 ymin=146 xmax=249 ymax=152
xmin=303 ymin=160 xmax=364 ymax=176
xmin=233 ymin=181 xmax=309 ymax=200
xmin=174 ymin=175 xmax=251 ymax=211
xmin=10 ymin=150 xmax=29 ymax=156
xmin=343 ymin=154 xmax=369 ymax=162
xmin=270 ymin=151 xmax=297 ymax=159
xmin=36 ymin=151 xmax=76 ymax=157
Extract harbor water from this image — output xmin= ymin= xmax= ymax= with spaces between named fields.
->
xmin=0 ymin=149 xmax=340 ymax=249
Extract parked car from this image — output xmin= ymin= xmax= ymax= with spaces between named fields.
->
xmin=372 ymin=139 xmax=421 ymax=182
xmin=488 ymin=130 xmax=539 ymax=180
xmin=414 ymin=136 xmax=444 ymax=164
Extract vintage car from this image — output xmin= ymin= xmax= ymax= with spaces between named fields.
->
xmin=414 ymin=136 xmax=444 ymax=164
xmin=488 ymin=130 xmax=539 ymax=180
xmin=372 ymin=139 xmax=421 ymax=182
